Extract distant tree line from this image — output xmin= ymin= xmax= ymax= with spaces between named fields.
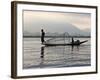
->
xmin=23 ymin=35 xmax=90 ymax=38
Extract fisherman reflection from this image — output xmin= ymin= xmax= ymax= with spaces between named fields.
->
xmin=71 ymin=45 xmax=79 ymax=53
xmin=71 ymin=45 xmax=74 ymax=51
xmin=40 ymin=46 xmax=45 ymax=58
xmin=75 ymin=40 xmax=80 ymax=51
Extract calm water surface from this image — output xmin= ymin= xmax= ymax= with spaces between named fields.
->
xmin=23 ymin=38 xmax=91 ymax=69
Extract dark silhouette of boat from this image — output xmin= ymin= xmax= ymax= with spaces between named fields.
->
xmin=43 ymin=40 xmax=88 ymax=46
xmin=40 ymin=30 xmax=88 ymax=46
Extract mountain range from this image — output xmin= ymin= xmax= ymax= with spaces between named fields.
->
xmin=23 ymin=22 xmax=90 ymax=37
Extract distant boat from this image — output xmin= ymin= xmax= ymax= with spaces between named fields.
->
xmin=43 ymin=40 xmax=88 ymax=46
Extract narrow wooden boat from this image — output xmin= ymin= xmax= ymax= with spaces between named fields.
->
xmin=43 ymin=40 xmax=88 ymax=46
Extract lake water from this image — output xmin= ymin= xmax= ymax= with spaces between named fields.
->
xmin=23 ymin=37 xmax=91 ymax=69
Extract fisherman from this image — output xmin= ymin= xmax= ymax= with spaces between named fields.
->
xmin=72 ymin=37 xmax=74 ymax=44
xmin=41 ymin=29 xmax=45 ymax=44
xmin=76 ymin=40 xmax=80 ymax=45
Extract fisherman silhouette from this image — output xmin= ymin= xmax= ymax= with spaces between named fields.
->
xmin=41 ymin=29 xmax=45 ymax=44
xmin=72 ymin=37 xmax=74 ymax=44
xmin=76 ymin=40 xmax=80 ymax=45
xmin=72 ymin=37 xmax=80 ymax=45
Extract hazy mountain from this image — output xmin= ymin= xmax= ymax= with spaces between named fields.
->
xmin=82 ymin=28 xmax=90 ymax=36
xmin=83 ymin=28 xmax=90 ymax=33
xmin=23 ymin=22 xmax=90 ymax=36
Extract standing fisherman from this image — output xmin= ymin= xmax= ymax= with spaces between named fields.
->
xmin=72 ymin=37 xmax=74 ymax=44
xmin=41 ymin=29 xmax=45 ymax=44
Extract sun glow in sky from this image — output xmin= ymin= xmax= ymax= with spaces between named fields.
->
xmin=23 ymin=10 xmax=91 ymax=33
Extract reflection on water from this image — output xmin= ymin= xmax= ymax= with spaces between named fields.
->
xmin=23 ymin=38 xmax=91 ymax=69
xmin=40 ymin=46 xmax=44 ymax=58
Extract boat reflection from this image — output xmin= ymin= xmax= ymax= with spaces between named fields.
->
xmin=40 ymin=45 xmax=79 ymax=59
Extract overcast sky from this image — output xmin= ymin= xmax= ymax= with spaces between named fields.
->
xmin=23 ymin=10 xmax=91 ymax=33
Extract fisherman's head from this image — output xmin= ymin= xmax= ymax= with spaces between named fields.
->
xmin=41 ymin=29 xmax=44 ymax=32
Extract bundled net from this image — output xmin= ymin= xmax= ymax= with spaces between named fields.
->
xmin=45 ymin=32 xmax=71 ymax=44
